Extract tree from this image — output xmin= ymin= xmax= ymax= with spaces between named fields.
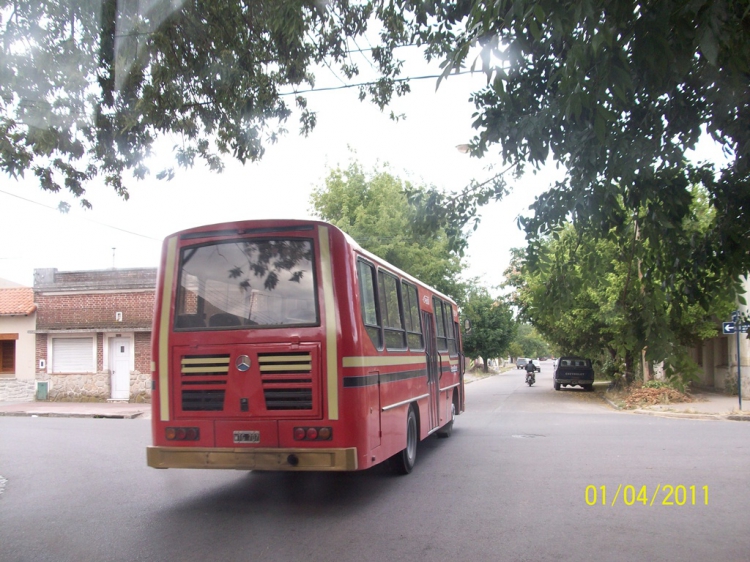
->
xmin=397 ymin=1 xmax=750 ymax=304
xmin=510 ymin=323 xmax=550 ymax=359
xmin=309 ymin=159 xmax=468 ymax=303
xmin=505 ymin=187 xmax=737 ymax=383
xmin=0 ymin=0 xmax=407 ymax=208
xmin=461 ymin=287 xmax=517 ymax=372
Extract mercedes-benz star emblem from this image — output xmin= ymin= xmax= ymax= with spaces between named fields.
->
xmin=236 ymin=355 xmax=251 ymax=372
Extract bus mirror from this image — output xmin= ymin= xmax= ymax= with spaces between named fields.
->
xmin=463 ymin=319 xmax=472 ymax=334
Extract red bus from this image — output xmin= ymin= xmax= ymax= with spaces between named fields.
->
xmin=146 ymin=219 xmax=464 ymax=474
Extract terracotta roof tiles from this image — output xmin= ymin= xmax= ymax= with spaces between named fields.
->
xmin=0 ymin=288 xmax=37 ymax=316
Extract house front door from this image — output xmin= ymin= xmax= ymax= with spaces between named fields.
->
xmin=110 ymin=338 xmax=131 ymax=401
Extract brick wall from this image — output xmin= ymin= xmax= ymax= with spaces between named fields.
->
xmin=36 ymin=333 xmax=47 ymax=373
xmin=35 ymin=292 xmax=155 ymax=331
xmin=134 ymin=332 xmax=151 ymax=373
xmin=34 ymin=267 xmax=156 ymax=290
xmin=32 ymin=268 xmax=157 ymax=402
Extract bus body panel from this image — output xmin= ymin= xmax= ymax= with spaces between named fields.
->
xmin=149 ymin=219 xmax=463 ymax=472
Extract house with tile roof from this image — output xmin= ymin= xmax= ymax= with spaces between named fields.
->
xmin=32 ymin=267 xmax=156 ymax=402
xmin=0 ymin=282 xmax=38 ymax=401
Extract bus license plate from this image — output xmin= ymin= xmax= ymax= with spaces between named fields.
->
xmin=233 ymin=431 xmax=260 ymax=444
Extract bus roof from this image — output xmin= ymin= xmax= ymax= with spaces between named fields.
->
xmin=168 ymin=219 xmax=459 ymax=307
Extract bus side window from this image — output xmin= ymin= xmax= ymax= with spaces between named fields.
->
xmin=433 ymin=297 xmax=449 ymax=352
xmin=357 ymin=260 xmax=382 ymax=349
xmin=447 ymin=306 xmax=457 ymax=356
xmin=402 ymin=282 xmax=424 ymax=350
xmin=378 ymin=270 xmax=407 ymax=350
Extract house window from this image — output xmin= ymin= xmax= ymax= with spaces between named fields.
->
xmin=0 ymin=334 xmax=17 ymax=375
xmin=51 ymin=337 xmax=95 ymax=373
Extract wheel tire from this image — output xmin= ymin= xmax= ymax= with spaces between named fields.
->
xmin=437 ymin=401 xmax=455 ymax=438
xmin=585 ymin=384 xmax=594 ymax=392
xmin=554 ymin=382 xmax=561 ymax=391
xmin=390 ymin=407 xmax=418 ymax=474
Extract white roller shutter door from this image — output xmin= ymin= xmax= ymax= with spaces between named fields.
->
xmin=51 ymin=337 xmax=95 ymax=373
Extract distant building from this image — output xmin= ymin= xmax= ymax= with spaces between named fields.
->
xmin=689 ymin=276 xmax=750 ymax=398
xmin=33 ymin=268 xmax=156 ymax=402
xmin=0 ymin=282 xmax=37 ymax=401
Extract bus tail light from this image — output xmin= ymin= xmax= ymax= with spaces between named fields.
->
xmin=293 ymin=427 xmax=332 ymax=441
xmin=165 ymin=427 xmax=200 ymax=441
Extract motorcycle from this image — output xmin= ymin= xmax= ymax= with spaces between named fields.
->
xmin=525 ymin=370 xmax=535 ymax=386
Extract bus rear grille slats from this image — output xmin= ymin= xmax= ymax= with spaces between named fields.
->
xmin=258 ymin=352 xmax=313 ymax=411
xmin=180 ymin=355 xmax=229 ymax=411
xmin=182 ymin=390 xmax=225 ymax=411
xmin=262 ymin=388 xmax=313 ymax=410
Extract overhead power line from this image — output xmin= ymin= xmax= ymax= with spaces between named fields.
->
xmin=281 ymin=70 xmax=477 ymax=96
xmin=0 ymin=189 xmax=160 ymax=241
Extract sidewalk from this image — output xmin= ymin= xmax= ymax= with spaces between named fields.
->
xmin=622 ymin=390 xmax=750 ymax=421
xmin=1 ymin=387 xmax=747 ymax=422
xmin=465 ymin=368 xmax=750 ymax=421
xmin=0 ymin=401 xmax=151 ymax=419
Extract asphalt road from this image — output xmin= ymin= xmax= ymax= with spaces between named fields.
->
xmin=2 ymin=362 xmax=749 ymax=561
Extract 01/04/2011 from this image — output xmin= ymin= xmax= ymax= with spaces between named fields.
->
xmin=585 ymin=484 xmax=708 ymax=507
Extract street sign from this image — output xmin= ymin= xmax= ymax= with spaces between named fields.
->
xmin=723 ymin=322 xmax=749 ymax=334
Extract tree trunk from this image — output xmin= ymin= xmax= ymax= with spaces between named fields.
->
xmin=482 ymin=356 xmax=489 ymax=373
xmin=624 ymin=351 xmax=635 ymax=385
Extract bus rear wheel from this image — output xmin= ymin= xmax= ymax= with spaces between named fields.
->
xmin=390 ymin=406 xmax=418 ymax=475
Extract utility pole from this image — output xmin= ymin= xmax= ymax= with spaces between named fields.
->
xmin=732 ymin=310 xmax=742 ymax=411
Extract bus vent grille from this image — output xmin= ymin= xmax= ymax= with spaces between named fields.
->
xmin=180 ymin=355 xmax=229 ymax=411
xmin=182 ymin=390 xmax=225 ymax=411
xmin=258 ymin=353 xmax=313 ymax=410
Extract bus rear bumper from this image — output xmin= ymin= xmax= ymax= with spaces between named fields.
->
xmin=147 ymin=446 xmax=358 ymax=471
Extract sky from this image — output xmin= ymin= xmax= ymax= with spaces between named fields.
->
xmin=0 ymin=41 xmax=723 ymax=290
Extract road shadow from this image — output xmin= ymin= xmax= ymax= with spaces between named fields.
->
xmin=152 ymin=431 xmax=449 ymax=514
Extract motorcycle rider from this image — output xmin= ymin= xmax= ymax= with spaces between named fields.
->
xmin=525 ymin=359 xmax=536 ymax=383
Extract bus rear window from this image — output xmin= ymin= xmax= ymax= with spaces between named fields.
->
xmin=175 ymin=239 xmax=318 ymax=329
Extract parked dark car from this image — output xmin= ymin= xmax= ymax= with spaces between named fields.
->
xmin=516 ymin=358 xmax=528 ymax=369
xmin=553 ymin=357 xmax=594 ymax=391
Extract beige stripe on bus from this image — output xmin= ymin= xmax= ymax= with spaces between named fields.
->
xmin=260 ymin=365 xmax=312 ymax=372
xmin=318 ymin=226 xmax=339 ymax=421
xmin=258 ymin=354 xmax=311 ymax=363
xmin=342 ymin=356 xmax=426 ymax=368
xmin=182 ymin=357 xmax=230 ymax=365
xmin=158 ymin=236 xmax=178 ymax=422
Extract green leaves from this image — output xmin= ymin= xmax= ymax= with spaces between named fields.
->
xmin=309 ymin=158 xmax=469 ymax=304
xmin=1 ymin=0 xmax=410 ymax=205
xmin=392 ymin=0 xmax=750 ymax=293
xmin=506 ymin=189 xmax=737 ymax=378
xmin=461 ymin=288 xmax=517 ymax=364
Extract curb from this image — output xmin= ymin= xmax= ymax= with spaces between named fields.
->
xmin=603 ymin=397 xmax=622 ymax=410
xmin=464 ymin=366 xmax=514 ymax=384
xmin=600 ymin=395 xmax=750 ymax=421
xmin=630 ymin=409 xmax=724 ymax=421
xmin=0 ymin=411 xmax=145 ymax=419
